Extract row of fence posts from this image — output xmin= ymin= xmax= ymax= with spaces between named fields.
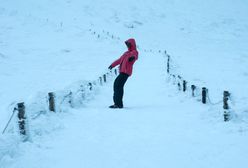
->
xmin=89 ymin=29 xmax=121 ymax=41
xmin=6 ymin=68 xmax=118 ymax=141
xmin=166 ymin=53 xmax=231 ymax=122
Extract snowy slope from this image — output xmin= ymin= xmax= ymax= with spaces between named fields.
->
xmin=1 ymin=0 xmax=248 ymax=126
xmin=0 ymin=0 xmax=248 ymax=167
xmin=1 ymin=46 xmax=248 ymax=168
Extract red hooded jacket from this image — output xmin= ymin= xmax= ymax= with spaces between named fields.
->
xmin=110 ymin=38 xmax=138 ymax=76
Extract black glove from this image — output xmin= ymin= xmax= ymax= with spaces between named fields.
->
xmin=128 ymin=56 xmax=135 ymax=62
xmin=108 ymin=65 xmax=113 ymax=70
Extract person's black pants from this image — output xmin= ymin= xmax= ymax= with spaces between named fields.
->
xmin=113 ymin=73 xmax=129 ymax=107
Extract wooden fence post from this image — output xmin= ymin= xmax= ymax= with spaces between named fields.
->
xmin=103 ymin=74 xmax=107 ymax=83
xmin=177 ymin=75 xmax=182 ymax=91
xmin=68 ymin=91 xmax=73 ymax=108
xmin=172 ymin=75 xmax=176 ymax=85
xmin=88 ymin=82 xmax=93 ymax=91
xmin=99 ymin=77 xmax=103 ymax=85
xmin=191 ymin=85 xmax=196 ymax=97
xmin=178 ymin=82 xmax=181 ymax=91
xmin=48 ymin=92 xmax=56 ymax=112
xmin=223 ymin=91 xmax=230 ymax=121
xmin=183 ymin=80 xmax=187 ymax=92
xmin=167 ymin=55 xmax=170 ymax=74
xmin=17 ymin=102 xmax=27 ymax=136
xmin=202 ymin=87 xmax=207 ymax=104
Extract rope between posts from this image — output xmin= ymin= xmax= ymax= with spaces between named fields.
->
xmin=59 ymin=91 xmax=72 ymax=106
xmin=207 ymin=94 xmax=222 ymax=106
xmin=194 ymin=87 xmax=202 ymax=97
xmin=2 ymin=107 xmax=17 ymax=134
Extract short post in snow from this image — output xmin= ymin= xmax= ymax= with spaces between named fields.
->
xmin=223 ymin=91 xmax=231 ymax=122
xmin=177 ymin=81 xmax=181 ymax=91
xmin=183 ymin=80 xmax=187 ymax=92
xmin=172 ymin=75 xmax=176 ymax=85
xmin=191 ymin=85 xmax=196 ymax=97
xmin=68 ymin=91 xmax=73 ymax=108
xmin=202 ymin=87 xmax=208 ymax=104
xmin=114 ymin=69 xmax=118 ymax=76
xmin=88 ymin=82 xmax=93 ymax=91
xmin=167 ymin=55 xmax=170 ymax=74
xmin=48 ymin=92 xmax=56 ymax=112
xmin=177 ymin=75 xmax=182 ymax=91
xmin=17 ymin=102 xmax=27 ymax=136
xmin=99 ymin=76 xmax=103 ymax=85
xmin=103 ymin=74 xmax=107 ymax=83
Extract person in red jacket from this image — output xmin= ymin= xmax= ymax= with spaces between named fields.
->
xmin=108 ymin=38 xmax=139 ymax=108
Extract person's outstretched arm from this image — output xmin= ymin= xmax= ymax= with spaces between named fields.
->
xmin=108 ymin=55 xmax=123 ymax=69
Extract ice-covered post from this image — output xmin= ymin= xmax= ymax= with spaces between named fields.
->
xmin=167 ymin=54 xmax=170 ymax=74
xmin=17 ymin=102 xmax=27 ymax=136
xmin=191 ymin=85 xmax=196 ymax=97
xmin=183 ymin=80 xmax=187 ymax=92
xmin=48 ymin=92 xmax=56 ymax=112
xmin=202 ymin=87 xmax=207 ymax=104
xmin=223 ymin=91 xmax=231 ymax=122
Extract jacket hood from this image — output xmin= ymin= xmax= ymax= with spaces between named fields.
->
xmin=125 ymin=38 xmax=137 ymax=51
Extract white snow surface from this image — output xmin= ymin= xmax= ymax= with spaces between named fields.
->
xmin=0 ymin=0 xmax=248 ymax=167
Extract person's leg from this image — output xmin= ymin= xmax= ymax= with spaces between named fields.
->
xmin=114 ymin=73 xmax=129 ymax=107
xmin=113 ymin=74 xmax=121 ymax=106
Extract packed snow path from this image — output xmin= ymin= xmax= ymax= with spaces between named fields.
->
xmin=6 ymin=54 xmax=248 ymax=168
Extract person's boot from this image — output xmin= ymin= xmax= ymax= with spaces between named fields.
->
xmin=109 ymin=104 xmax=123 ymax=109
xmin=109 ymin=105 xmax=119 ymax=108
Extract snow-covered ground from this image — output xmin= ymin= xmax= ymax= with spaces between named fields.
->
xmin=0 ymin=0 xmax=248 ymax=167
